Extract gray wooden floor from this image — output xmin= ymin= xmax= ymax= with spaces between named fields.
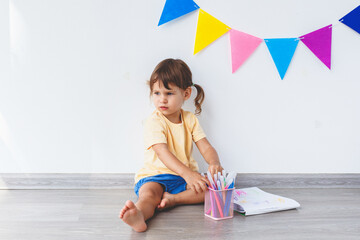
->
xmin=0 ymin=188 xmax=359 ymax=240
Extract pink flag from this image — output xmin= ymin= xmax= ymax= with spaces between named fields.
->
xmin=229 ymin=29 xmax=263 ymax=73
xmin=300 ymin=25 xmax=332 ymax=69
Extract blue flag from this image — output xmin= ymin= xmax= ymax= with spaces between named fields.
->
xmin=339 ymin=5 xmax=360 ymax=34
xmin=158 ymin=0 xmax=200 ymax=26
xmin=265 ymin=38 xmax=299 ymax=80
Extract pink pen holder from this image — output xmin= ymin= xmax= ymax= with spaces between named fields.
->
xmin=204 ymin=187 xmax=234 ymax=220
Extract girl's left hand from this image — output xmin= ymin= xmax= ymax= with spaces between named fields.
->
xmin=208 ymin=163 xmax=223 ymax=177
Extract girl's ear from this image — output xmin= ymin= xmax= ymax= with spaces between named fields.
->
xmin=184 ymin=87 xmax=192 ymax=100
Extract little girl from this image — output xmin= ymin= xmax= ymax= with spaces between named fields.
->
xmin=119 ymin=58 xmax=223 ymax=232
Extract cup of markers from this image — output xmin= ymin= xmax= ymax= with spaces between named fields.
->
xmin=203 ymin=171 xmax=236 ymax=220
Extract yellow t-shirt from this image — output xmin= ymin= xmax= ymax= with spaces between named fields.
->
xmin=134 ymin=109 xmax=206 ymax=183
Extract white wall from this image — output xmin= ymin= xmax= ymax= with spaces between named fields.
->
xmin=0 ymin=0 xmax=359 ymax=173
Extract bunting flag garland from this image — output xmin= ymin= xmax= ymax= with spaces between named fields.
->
xmin=265 ymin=38 xmax=299 ymax=80
xmin=194 ymin=9 xmax=231 ymax=54
xmin=229 ymin=29 xmax=263 ymax=73
xmin=157 ymin=2 xmax=360 ymax=79
xmin=158 ymin=0 xmax=199 ymax=26
xmin=300 ymin=25 xmax=332 ymax=69
xmin=339 ymin=5 xmax=360 ymax=34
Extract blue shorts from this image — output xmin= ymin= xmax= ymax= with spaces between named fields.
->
xmin=134 ymin=174 xmax=187 ymax=196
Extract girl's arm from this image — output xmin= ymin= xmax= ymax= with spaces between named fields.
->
xmin=195 ymin=138 xmax=223 ymax=176
xmin=152 ymin=143 xmax=210 ymax=193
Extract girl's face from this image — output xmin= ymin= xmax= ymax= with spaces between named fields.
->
xmin=152 ymin=81 xmax=191 ymax=123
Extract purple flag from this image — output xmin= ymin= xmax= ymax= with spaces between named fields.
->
xmin=300 ymin=25 xmax=332 ymax=69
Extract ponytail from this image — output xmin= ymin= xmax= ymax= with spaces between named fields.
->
xmin=193 ymin=84 xmax=205 ymax=115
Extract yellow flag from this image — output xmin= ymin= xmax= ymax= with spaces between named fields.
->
xmin=194 ymin=9 xmax=231 ymax=54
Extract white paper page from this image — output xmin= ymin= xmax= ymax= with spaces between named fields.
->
xmin=233 ymin=187 xmax=300 ymax=215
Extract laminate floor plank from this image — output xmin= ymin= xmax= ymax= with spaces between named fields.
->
xmin=0 ymin=188 xmax=359 ymax=240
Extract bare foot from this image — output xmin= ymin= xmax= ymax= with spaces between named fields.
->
xmin=157 ymin=192 xmax=176 ymax=210
xmin=119 ymin=200 xmax=147 ymax=232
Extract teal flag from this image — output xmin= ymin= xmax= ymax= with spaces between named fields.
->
xmin=265 ymin=38 xmax=299 ymax=80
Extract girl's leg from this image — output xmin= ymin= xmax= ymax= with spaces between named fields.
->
xmin=136 ymin=182 xmax=164 ymax=220
xmin=119 ymin=182 xmax=164 ymax=232
xmin=158 ymin=188 xmax=205 ymax=210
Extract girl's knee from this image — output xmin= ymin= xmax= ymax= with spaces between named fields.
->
xmin=140 ymin=190 xmax=160 ymax=199
xmin=138 ymin=182 xmax=164 ymax=202
xmin=139 ymin=190 xmax=163 ymax=204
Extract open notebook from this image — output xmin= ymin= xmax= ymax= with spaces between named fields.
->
xmin=233 ymin=187 xmax=300 ymax=216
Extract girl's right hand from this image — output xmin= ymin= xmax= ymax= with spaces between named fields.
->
xmin=183 ymin=171 xmax=210 ymax=193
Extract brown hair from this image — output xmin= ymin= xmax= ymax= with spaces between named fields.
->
xmin=148 ymin=58 xmax=205 ymax=115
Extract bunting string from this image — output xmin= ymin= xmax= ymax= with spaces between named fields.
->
xmin=157 ymin=1 xmax=360 ymax=79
